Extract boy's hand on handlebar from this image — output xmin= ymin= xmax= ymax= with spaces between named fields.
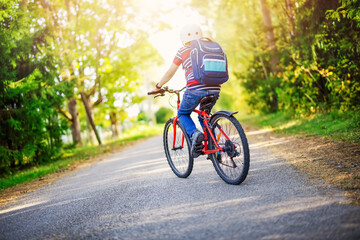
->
xmin=148 ymin=83 xmax=165 ymax=95
xmin=147 ymin=88 xmax=161 ymax=95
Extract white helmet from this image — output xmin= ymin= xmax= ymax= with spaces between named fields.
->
xmin=180 ymin=24 xmax=203 ymax=45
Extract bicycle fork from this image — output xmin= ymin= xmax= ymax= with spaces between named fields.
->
xmin=172 ymin=99 xmax=185 ymax=151
xmin=172 ymin=116 xmax=185 ymax=150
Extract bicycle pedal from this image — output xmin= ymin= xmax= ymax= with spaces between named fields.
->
xmin=195 ymin=144 xmax=203 ymax=149
xmin=195 ymin=149 xmax=203 ymax=153
xmin=217 ymin=153 xmax=222 ymax=163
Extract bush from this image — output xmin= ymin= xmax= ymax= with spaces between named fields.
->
xmin=137 ymin=111 xmax=149 ymax=122
xmin=155 ymin=107 xmax=174 ymax=123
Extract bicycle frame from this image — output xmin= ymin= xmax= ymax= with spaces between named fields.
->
xmin=168 ymin=88 xmax=231 ymax=155
xmin=149 ymin=86 xmax=250 ymax=184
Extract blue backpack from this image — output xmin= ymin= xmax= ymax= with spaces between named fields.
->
xmin=189 ymin=38 xmax=229 ymax=85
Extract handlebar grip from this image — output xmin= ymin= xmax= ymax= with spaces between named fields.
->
xmin=148 ymin=89 xmax=166 ymax=95
xmin=147 ymin=91 xmax=158 ymax=95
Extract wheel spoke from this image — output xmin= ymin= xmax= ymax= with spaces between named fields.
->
xmin=164 ymin=119 xmax=193 ymax=178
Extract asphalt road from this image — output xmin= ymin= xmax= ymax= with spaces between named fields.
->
xmin=1 ymin=135 xmax=360 ymax=240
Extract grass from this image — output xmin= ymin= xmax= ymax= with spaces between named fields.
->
xmin=0 ymin=124 xmax=163 ymax=191
xmin=240 ymin=110 xmax=360 ymax=143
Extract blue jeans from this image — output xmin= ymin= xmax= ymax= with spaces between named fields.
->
xmin=178 ymin=89 xmax=219 ymax=137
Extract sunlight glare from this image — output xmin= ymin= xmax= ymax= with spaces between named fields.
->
xmin=136 ymin=0 xmax=210 ymax=116
xmin=144 ymin=0 xmax=206 ymax=61
xmin=139 ymin=0 xmax=209 ymax=91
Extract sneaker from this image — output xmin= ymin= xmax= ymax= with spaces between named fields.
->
xmin=191 ymin=130 xmax=204 ymax=158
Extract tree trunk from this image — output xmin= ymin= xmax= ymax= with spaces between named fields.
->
xmin=109 ymin=111 xmax=119 ymax=138
xmin=259 ymin=0 xmax=279 ymax=112
xmin=68 ymin=97 xmax=82 ymax=146
xmin=85 ymin=115 xmax=96 ymax=145
xmin=285 ymin=0 xmax=295 ymax=41
xmin=80 ymin=92 xmax=102 ymax=145
xmin=259 ymin=0 xmax=279 ymax=72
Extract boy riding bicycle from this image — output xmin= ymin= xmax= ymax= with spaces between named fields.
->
xmin=151 ymin=24 xmax=222 ymax=158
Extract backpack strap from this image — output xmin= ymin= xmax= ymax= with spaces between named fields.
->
xmin=182 ymin=38 xmax=216 ymax=72
xmin=183 ymin=39 xmax=206 ymax=72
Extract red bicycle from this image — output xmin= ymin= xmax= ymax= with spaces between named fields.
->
xmin=148 ymin=87 xmax=250 ymax=185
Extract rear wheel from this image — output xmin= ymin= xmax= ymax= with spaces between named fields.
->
xmin=209 ymin=114 xmax=250 ymax=184
xmin=163 ymin=118 xmax=193 ymax=178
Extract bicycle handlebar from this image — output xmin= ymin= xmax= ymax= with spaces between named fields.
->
xmin=147 ymin=86 xmax=186 ymax=98
xmin=147 ymin=89 xmax=165 ymax=96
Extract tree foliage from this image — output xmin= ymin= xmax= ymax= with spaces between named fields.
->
xmin=2 ymin=0 xmax=358 ymax=174
xmin=0 ymin=0 xmax=162 ymax=173
xmin=0 ymin=1 xmax=66 ymax=173
xmin=191 ymin=0 xmax=360 ymax=114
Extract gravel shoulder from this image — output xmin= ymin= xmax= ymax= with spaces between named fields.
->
xmin=244 ymin=124 xmax=360 ymax=205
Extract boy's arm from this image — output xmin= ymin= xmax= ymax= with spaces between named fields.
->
xmin=151 ymin=63 xmax=179 ymax=92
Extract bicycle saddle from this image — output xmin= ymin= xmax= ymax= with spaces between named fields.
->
xmin=199 ymin=94 xmax=218 ymax=112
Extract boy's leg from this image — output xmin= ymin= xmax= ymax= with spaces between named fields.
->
xmin=178 ymin=90 xmax=200 ymax=137
xmin=178 ymin=90 xmax=205 ymax=158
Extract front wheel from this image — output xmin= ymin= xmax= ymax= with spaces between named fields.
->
xmin=209 ymin=114 xmax=250 ymax=185
xmin=163 ymin=118 xmax=193 ymax=178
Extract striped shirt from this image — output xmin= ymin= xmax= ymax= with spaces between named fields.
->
xmin=173 ymin=46 xmax=221 ymax=92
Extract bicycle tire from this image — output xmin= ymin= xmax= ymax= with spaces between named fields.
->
xmin=163 ymin=118 xmax=193 ymax=178
xmin=209 ymin=114 xmax=250 ymax=185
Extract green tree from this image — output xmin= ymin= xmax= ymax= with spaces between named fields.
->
xmin=191 ymin=0 xmax=359 ymax=114
xmin=38 ymin=0 xmax=162 ymax=145
xmin=0 ymin=0 xmax=163 ymax=173
xmin=0 ymin=0 xmax=67 ymax=172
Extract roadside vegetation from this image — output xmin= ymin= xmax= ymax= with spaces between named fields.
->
xmin=241 ymin=110 xmax=360 ymax=143
xmin=0 ymin=124 xmax=163 ymax=191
